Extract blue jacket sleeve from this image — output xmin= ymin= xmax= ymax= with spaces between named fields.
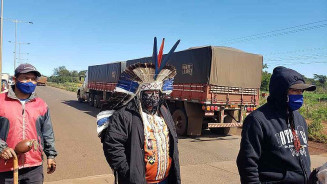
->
xmin=0 ymin=139 xmax=8 ymax=153
xmin=42 ymin=108 xmax=58 ymax=158
xmin=236 ymin=114 xmax=263 ymax=184
xmin=102 ymin=112 xmax=130 ymax=179
xmin=0 ymin=117 xmax=9 ymax=152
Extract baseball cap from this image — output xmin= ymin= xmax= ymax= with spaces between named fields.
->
xmin=15 ymin=63 xmax=41 ymax=77
xmin=289 ymin=81 xmax=316 ymax=91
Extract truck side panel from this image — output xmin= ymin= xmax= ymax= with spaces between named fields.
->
xmin=88 ymin=62 xmax=126 ymax=91
xmin=126 ymin=47 xmax=213 ymax=85
xmin=169 ymin=84 xmax=259 ymax=106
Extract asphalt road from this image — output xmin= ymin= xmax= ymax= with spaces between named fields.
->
xmin=37 ymin=86 xmax=326 ymax=184
xmin=37 ymin=86 xmax=110 ymax=181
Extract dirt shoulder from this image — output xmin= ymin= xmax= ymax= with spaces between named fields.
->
xmin=307 ymin=121 xmax=327 ymax=155
xmin=308 ymin=141 xmax=327 ymax=155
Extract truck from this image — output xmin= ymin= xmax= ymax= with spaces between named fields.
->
xmin=78 ymin=46 xmax=263 ymax=136
xmin=37 ymin=76 xmax=48 ymax=86
xmin=77 ymin=62 xmax=125 ymax=107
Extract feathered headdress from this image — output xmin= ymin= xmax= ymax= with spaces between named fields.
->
xmin=97 ymin=37 xmax=180 ymax=137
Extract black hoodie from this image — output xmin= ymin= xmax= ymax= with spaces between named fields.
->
xmin=237 ymin=66 xmax=311 ymax=184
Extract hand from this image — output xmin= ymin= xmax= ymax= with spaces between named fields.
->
xmin=0 ymin=147 xmax=17 ymax=160
xmin=317 ymin=162 xmax=327 ymax=184
xmin=47 ymin=158 xmax=56 ymax=174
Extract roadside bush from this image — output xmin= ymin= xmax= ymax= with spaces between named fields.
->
xmin=308 ymin=119 xmax=327 ymax=143
xmin=47 ymin=82 xmax=81 ymax=92
xmin=300 ymin=93 xmax=327 ymax=143
xmin=48 ymin=76 xmax=79 ymax=83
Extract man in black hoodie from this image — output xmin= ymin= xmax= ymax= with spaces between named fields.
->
xmin=237 ymin=66 xmax=316 ymax=184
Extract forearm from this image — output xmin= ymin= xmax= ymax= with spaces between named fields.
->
xmin=103 ymin=132 xmax=129 ymax=177
xmin=42 ymin=131 xmax=57 ymax=158
xmin=42 ymin=109 xmax=58 ymax=158
xmin=237 ymin=115 xmax=263 ymax=183
xmin=237 ymin=156 xmax=260 ymax=183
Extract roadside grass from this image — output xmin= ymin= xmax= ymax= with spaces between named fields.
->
xmin=300 ymin=93 xmax=327 ymax=143
xmin=47 ymin=82 xmax=81 ymax=92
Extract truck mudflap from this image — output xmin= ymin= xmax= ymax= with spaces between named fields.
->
xmin=208 ymin=123 xmax=243 ymax=128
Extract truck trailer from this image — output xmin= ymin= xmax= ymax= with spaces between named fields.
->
xmin=37 ymin=76 xmax=48 ymax=86
xmin=77 ymin=46 xmax=263 ymax=136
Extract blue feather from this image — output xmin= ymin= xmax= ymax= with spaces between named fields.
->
xmin=153 ymin=37 xmax=158 ymax=79
xmin=162 ymin=78 xmax=174 ymax=91
xmin=97 ymin=117 xmax=110 ymax=126
xmin=117 ymin=79 xmax=139 ymax=93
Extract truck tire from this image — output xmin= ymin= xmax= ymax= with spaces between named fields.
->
xmin=172 ymin=109 xmax=188 ymax=136
xmin=88 ymin=94 xmax=94 ymax=107
xmin=78 ymin=97 xmax=83 ymax=102
xmin=94 ymin=94 xmax=101 ymax=108
xmin=77 ymin=91 xmax=84 ymax=102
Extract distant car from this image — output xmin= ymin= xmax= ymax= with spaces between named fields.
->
xmin=1 ymin=79 xmax=9 ymax=93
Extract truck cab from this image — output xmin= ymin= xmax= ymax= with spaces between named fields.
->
xmin=77 ymin=72 xmax=89 ymax=102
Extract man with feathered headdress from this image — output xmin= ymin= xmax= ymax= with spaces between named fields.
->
xmin=98 ymin=38 xmax=181 ymax=184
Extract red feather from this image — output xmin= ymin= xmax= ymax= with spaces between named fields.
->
xmin=158 ymin=38 xmax=165 ymax=68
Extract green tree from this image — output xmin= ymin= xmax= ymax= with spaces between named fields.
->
xmin=78 ymin=70 xmax=87 ymax=77
xmin=260 ymin=64 xmax=271 ymax=92
xmin=313 ymin=74 xmax=326 ymax=86
xmin=53 ymin=66 xmax=70 ymax=76
xmin=49 ymin=66 xmax=82 ymax=83
xmin=70 ymin=70 xmax=79 ymax=77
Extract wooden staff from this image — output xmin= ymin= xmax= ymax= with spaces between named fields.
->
xmin=13 ymin=154 xmax=18 ymax=184
xmin=13 ymin=139 xmax=37 ymax=184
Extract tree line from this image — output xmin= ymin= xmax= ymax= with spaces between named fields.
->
xmin=49 ymin=65 xmax=326 ymax=93
xmin=260 ymin=64 xmax=327 ymax=93
xmin=48 ymin=66 xmax=86 ymax=83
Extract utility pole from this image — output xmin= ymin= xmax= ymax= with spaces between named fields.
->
xmin=17 ymin=42 xmax=30 ymax=64
xmin=5 ymin=19 xmax=33 ymax=71
xmin=14 ymin=19 xmax=16 ymax=70
xmin=12 ymin=20 xmax=32 ymax=70
xmin=0 ymin=0 xmax=3 ymax=92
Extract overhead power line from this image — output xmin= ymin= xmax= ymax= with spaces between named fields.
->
xmin=265 ymin=47 xmax=327 ymax=56
xmin=265 ymin=53 xmax=327 ymax=62
xmin=221 ymin=19 xmax=327 ymax=45
xmin=266 ymin=60 xmax=327 ymax=67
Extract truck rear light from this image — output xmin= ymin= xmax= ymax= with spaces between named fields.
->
xmin=206 ymin=106 xmax=210 ymax=111
xmin=214 ymin=106 xmax=219 ymax=111
xmin=202 ymin=105 xmax=206 ymax=110
xmin=246 ymin=107 xmax=256 ymax=112
xmin=210 ymin=106 xmax=214 ymax=111
xmin=230 ymin=104 xmax=238 ymax=108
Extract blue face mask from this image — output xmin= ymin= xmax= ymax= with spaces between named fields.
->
xmin=16 ymin=81 xmax=36 ymax=94
xmin=288 ymin=95 xmax=304 ymax=111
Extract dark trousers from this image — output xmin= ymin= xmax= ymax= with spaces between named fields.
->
xmin=0 ymin=165 xmax=43 ymax=184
